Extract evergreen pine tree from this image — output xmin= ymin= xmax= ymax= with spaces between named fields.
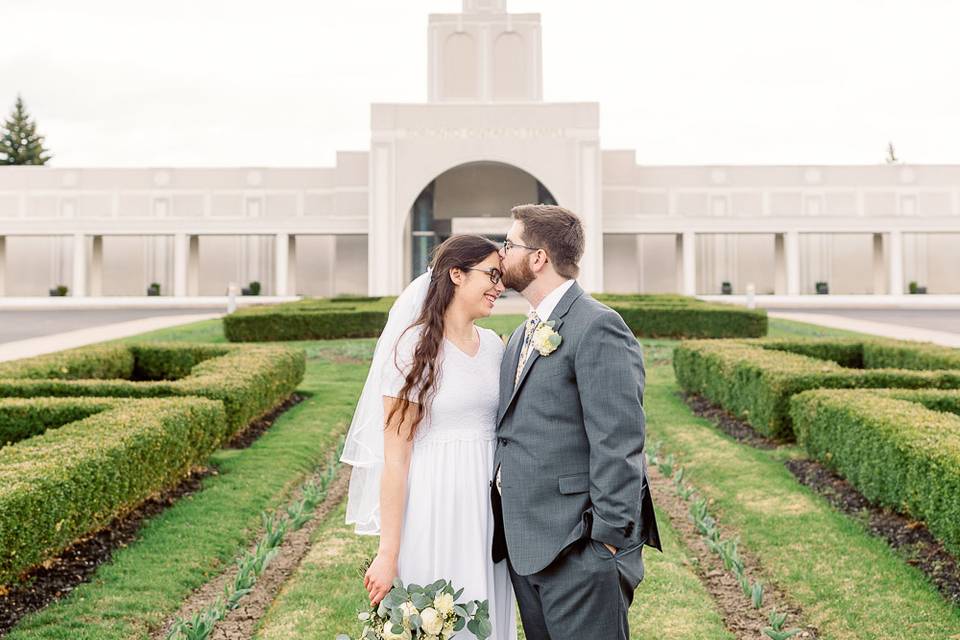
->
xmin=0 ymin=95 xmax=53 ymax=165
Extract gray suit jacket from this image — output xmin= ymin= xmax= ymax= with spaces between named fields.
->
xmin=493 ymin=281 xmax=661 ymax=576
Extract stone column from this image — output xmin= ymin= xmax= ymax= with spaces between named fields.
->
xmin=187 ymin=235 xmax=200 ymax=296
xmin=872 ymin=233 xmax=885 ymax=294
xmin=173 ymin=233 xmax=188 ymax=297
xmin=679 ymin=231 xmax=696 ymax=296
xmin=71 ymin=233 xmax=87 ymax=297
xmin=774 ymin=233 xmax=786 ymax=294
xmin=784 ymin=230 xmax=800 ymax=296
xmin=0 ymin=236 xmax=5 ymax=297
xmin=274 ymin=233 xmax=296 ymax=296
xmin=90 ymin=235 xmax=103 ymax=296
xmin=888 ymin=229 xmax=904 ymax=295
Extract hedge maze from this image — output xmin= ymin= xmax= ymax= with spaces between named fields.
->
xmin=0 ymin=341 xmax=306 ymax=591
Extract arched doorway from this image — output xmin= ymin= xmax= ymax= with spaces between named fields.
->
xmin=408 ymin=161 xmax=557 ymax=279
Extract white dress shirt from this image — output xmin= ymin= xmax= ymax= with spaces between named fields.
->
xmin=531 ymin=278 xmax=576 ymax=323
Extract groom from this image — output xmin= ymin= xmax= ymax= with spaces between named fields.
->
xmin=491 ymin=204 xmax=661 ymax=640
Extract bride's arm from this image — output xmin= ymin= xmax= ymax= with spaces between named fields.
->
xmin=363 ymin=396 xmax=417 ymax=606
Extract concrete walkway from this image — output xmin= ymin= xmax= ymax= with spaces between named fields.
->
xmin=769 ymin=311 xmax=960 ymax=348
xmin=0 ymin=313 xmax=222 ymax=363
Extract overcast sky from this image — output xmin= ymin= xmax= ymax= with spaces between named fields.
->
xmin=3 ymin=0 xmax=958 ymax=167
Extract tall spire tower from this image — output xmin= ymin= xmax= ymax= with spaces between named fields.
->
xmin=428 ymin=0 xmax=542 ymax=102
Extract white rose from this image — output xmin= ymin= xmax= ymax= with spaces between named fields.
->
xmin=434 ymin=592 xmax=455 ymax=616
xmin=382 ymin=624 xmax=412 ymax=640
xmin=419 ymin=607 xmax=444 ymax=636
xmin=399 ymin=601 xmax=419 ymax=628
xmin=532 ymin=324 xmax=561 ymax=355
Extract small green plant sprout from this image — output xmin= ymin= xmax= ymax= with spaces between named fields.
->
xmin=763 ymin=628 xmax=802 ymax=640
xmin=165 ymin=601 xmax=223 ymax=640
xmin=739 ymin=573 xmax=752 ymax=599
xmin=768 ymin=609 xmax=788 ymax=631
xmin=647 ymin=440 xmax=663 ymax=465
xmin=751 ymin=581 xmax=764 ymax=608
xmin=261 ymin=511 xmax=288 ymax=549
xmin=690 ymin=497 xmax=708 ymax=523
xmin=657 ymin=453 xmax=675 ymax=477
xmin=672 ymin=466 xmax=685 ymax=485
xmin=676 ymin=483 xmax=695 ymax=500
xmin=286 ymin=498 xmax=313 ymax=530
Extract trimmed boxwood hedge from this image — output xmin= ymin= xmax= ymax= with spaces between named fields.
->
xmin=0 ymin=396 xmax=227 ymax=588
xmin=223 ymin=297 xmax=394 ymax=341
xmin=673 ymin=337 xmax=960 ymax=438
xmin=0 ymin=342 xmax=306 ymax=438
xmin=789 ymin=388 xmax=960 ymax=556
xmin=225 ymin=293 xmax=766 ymax=341
xmin=595 ymin=294 xmax=768 ymax=339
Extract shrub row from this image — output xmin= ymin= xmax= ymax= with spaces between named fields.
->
xmin=600 ymin=300 xmax=767 ymax=338
xmin=0 ymin=397 xmax=227 ymax=588
xmin=0 ymin=342 xmax=306 ymax=438
xmin=225 ymin=293 xmax=766 ymax=342
xmin=223 ymin=297 xmax=394 ymax=341
xmin=789 ymin=388 xmax=960 ymax=556
xmin=673 ymin=337 xmax=960 ymax=438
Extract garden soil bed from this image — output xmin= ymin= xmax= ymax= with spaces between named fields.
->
xmin=648 ymin=466 xmax=818 ymax=640
xmin=153 ymin=465 xmax=352 ymax=640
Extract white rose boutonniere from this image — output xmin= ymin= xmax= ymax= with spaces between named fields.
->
xmin=531 ymin=320 xmax=562 ymax=356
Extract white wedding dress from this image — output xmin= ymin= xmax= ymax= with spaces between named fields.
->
xmin=381 ymin=324 xmax=517 ymax=640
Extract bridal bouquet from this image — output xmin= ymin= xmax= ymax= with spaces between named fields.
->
xmin=337 ymin=578 xmax=492 ymax=640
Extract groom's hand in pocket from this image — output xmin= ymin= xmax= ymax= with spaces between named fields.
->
xmin=364 ymin=551 xmax=398 ymax=606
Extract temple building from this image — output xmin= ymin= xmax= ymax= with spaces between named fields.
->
xmin=0 ymin=0 xmax=958 ymax=298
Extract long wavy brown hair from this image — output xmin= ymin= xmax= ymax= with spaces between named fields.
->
xmin=385 ymin=234 xmax=500 ymax=440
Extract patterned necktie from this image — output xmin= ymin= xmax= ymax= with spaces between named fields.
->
xmin=514 ymin=309 xmax=541 ymax=387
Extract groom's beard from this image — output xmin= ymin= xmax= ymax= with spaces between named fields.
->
xmin=502 ymin=259 xmax=536 ymax=293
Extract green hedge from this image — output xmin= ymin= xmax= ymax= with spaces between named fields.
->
xmin=0 ymin=397 xmax=116 ymax=446
xmin=0 ymin=397 xmax=227 ymax=588
xmin=0 ymin=342 xmax=306 ymax=438
xmin=600 ymin=300 xmax=767 ymax=338
xmin=223 ymin=297 xmax=394 ymax=341
xmin=225 ymin=293 xmax=766 ymax=342
xmin=673 ymin=337 xmax=960 ymax=438
xmin=789 ymin=388 xmax=960 ymax=555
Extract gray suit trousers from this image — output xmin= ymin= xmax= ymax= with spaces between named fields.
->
xmin=506 ymin=535 xmax=645 ymax=640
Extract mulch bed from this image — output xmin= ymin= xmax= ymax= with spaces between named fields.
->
xmin=680 ymin=390 xmax=960 ymax=607
xmin=153 ymin=464 xmax=352 ymax=640
xmin=648 ymin=466 xmax=818 ymax=639
xmin=0 ymin=393 xmax=303 ymax=636
xmin=786 ymin=458 xmax=960 ymax=606
xmin=680 ymin=392 xmax=782 ymax=449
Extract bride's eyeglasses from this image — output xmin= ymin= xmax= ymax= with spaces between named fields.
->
xmin=464 ymin=267 xmax=503 ymax=285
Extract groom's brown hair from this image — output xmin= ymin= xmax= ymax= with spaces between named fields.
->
xmin=511 ymin=204 xmax=585 ymax=279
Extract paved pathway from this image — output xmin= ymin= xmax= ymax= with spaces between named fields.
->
xmin=0 ymin=313 xmax=222 ymax=362
xmin=769 ymin=311 xmax=960 ymax=348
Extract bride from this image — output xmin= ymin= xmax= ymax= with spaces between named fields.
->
xmin=340 ymin=234 xmax=518 ymax=640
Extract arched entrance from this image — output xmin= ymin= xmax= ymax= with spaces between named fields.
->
xmin=407 ymin=161 xmax=557 ymax=279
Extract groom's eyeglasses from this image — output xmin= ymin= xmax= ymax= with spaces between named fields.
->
xmin=501 ymin=239 xmax=540 ymax=253
xmin=464 ymin=267 xmax=503 ymax=285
